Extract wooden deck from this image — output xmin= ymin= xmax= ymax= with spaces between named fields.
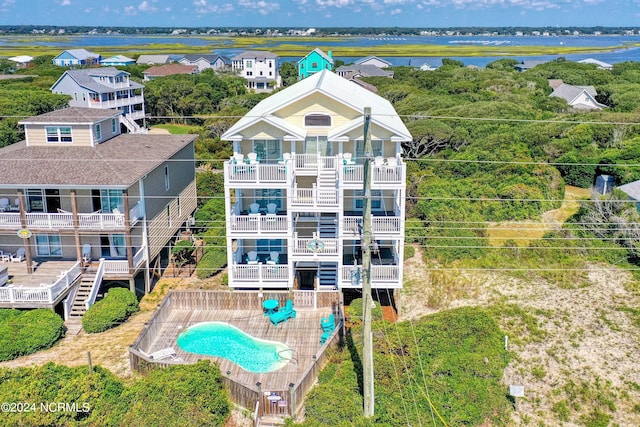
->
xmin=147 ymin=307 xmax=331 ymax=392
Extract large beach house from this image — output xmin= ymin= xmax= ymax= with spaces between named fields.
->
xmin=0 ymin=108 xmax=197 ymax=318
xmin=221 ymin=70 xmax=410 ymax=303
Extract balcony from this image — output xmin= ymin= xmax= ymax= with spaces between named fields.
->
xmin=290 ymin=237 xmax=339 ymax=259
xmin=341 ymin=163 xmax=405 ymax=187
xmin=290 ymin=188 xmax=339 ymax=209
xmin=0 ymin=203 xmax=142 ymax=231
xmin=89 ymin=94 xmax=145 ymax=109
xmin=229 ymin=214 xmax=288 ymax=236
xmin=229 ymin=264 xmax=290 ymax=288
xmin=224 ymin=162 xmax=291 ymax=186
xmin=342 ymin=216 xmax=402 ymax=237
xmin=340 ymin=265 xmax=401 ymax=288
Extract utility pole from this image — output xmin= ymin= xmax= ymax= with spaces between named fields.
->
xmin=361 ymin=107 xmax=375 ymax=418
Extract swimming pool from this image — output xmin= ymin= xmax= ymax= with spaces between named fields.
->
xmin=176 ymin=322 xmax=292 ymax=373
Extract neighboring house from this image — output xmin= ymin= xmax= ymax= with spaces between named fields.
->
xmin=100 ymin=55 xmax=136 ymax=66
xmin=142 ymin=64 xmax=198 ymax=81
xmin=617 ymin=180 xmax=640 ymax=209
xmin=136 ymin=54 xmax=171 ymax=65
xmin=50 ymin=67 xmax=146 ymax=133
xmin=578 ymin=58 xmax=613 ymax=70
xmin=0 ymin=107 xmax=197 ymax=317
xmin=231 ymin=50 xmax=281 ymax=93
xmin=220 ymin=69 xmax=410 ymax=302
xmin=514 ymin=59 xmax=549 ymax=72
xmin=335 ymin=64 xmax=394 ymax=79
xmin=548 ymin=79 xmax=607 ymax=110
xmin=419 ymin=63 xmax=438 ymax=71
xmin=52 ymin=49 xmax=101 ymax=67
xmin=178 ymin=54 xmax=230 ymax=72
xmin=354 ymin=56 xmax=392 ymax=68
xmin=8 ymin=55 xmax=34 ymax=68
xmin=297 ymin=48 xmax=334 ymax=79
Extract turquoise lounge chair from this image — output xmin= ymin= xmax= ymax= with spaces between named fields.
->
xmin=269 ymin=299 xmax=296 ymax=326
xmin=320 ymin=313 xmax=335 ymax=333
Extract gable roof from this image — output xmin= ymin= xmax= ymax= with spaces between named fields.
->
xmin=336 ymin=64 xmax=393 ymax=78
xmin=549 ymin=81 xmax=606 ymax=109
xmin=354 ymin=56 xmax=393 ymax=67
xmin=100 ymin=55 xmax=135 ymax=63
xmin=8 ymin=55 xmax=33 ymax=63
xmin=514 ymin=60 xmax=548 ymax=71
xmin=222 ymin=69 xmax=410 ymax=142
xmin=50 ymin=67 xmax=144 ymax=92
xmin=143 ymin=64 xmax=198 ymax=77
xmin=297 ymin=48 xmax=334 ymax=65
xmin=180 ymin=54 xmax=230 ymax=63
xmin=136 ymin=54 xmax=171 ymax=65
xmin=0 ymin=133 xmax=196 ymax=188
xmin=618 ymin=181 xmax=640 ymax=201
xmin=578 ymin=58 xmax=613 ymax=69
xmin=55 ymin=49 xmax=99 ymax=60
xmin=231 ymin=50 xmax=278 ymax=61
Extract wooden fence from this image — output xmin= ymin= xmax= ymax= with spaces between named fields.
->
xmin=129 ymin=289 xmax=343 ymax=420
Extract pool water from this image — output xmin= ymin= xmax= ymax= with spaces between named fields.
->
xmin=176 ymin=322 xmax=292 ymax=373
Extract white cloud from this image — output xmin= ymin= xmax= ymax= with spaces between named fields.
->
xmin=138 ymin=1 xmax=158 ymax=12
xmin=60 ymin=0 xmax=71 ymax=6
xmin=238 ymin=0 xmax=280 ymax=14
xmin=1 ymin=0 xmax=15 ymax=8
xmin=193 ymin=0 xmax=234 ymax=13
xmin=390 ymin=7 xmax=402 ymax=13
xmin=124 ymin=5 xmax=137 ymax=15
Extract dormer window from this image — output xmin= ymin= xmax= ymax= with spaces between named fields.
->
xmin=46 ymin=126 xmax=72 ymax=143
xmin=305 ymin=114 xmax=331 ymax=127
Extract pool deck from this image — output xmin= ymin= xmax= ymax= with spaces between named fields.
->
xmin=147 ymin=307 xmax=332 ymax=392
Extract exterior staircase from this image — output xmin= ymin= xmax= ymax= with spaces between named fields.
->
xmin=119 ymin=115 xmax=147 ymax=134
xmin=68 ymin=266 xmax=99 ymax=320
xmin=318 ymin=262 xmax=338 ymax=289
xmin=317 ymin=167 xmax=337 ymax=189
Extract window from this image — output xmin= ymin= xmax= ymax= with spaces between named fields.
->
xmin=247 ymin=71 xmax=253 ymax=76
xmin=305 ymin=136 xmax=332 ymax=156
xmin=95 ymin=124 xmax=102 ymax=140
xmin=164 ymin=165 xmax=170 ymax=190
xmin=254 ymin=189 xmax=283 ymax=210
xmin=109 ymin=234 xmax=126 ymax=258
xmin=27 ymin=189 xmax=44 ymax=212
xmin=35 ymin=235 xmax=62 ymax=257
xmin=167 ymin=205 xmax=171 ymax=227
xmin=247 ymin=60 xmax=253 ymax=68
xmin=177 ymin=197 xmax=182 ymax=216
xmin=355 ymin=139 xmax=383 ymax=162
xmin=100 ymin=189 xmax=123 ymax=213
xmin=354 ymin=190 xmax=382 ymax=211
xmin=305 ymin=114 xmax=331 ymax=127
xmin=256 ymin=239 xmax=284 ymax=253
xmin=312 ymin=62 xmax=318 ymax=68
xmin=45 ymin=126 xmax=72 ymax=143
xmin=259 ymin=71 xmax=263 ymax=76
xmin=111 ymin=118 xmax=117 ymax=133
xmin=82 ymin=93 xmax=86 ymax=102
xmin=253 ymin=140 xmax=281 ymax=163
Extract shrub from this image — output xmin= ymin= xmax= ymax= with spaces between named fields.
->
xmin=0 ymin=309 xmax=64 ymax=361
xmin=346 ymin=298 xmax=384 ymax=324
xmin=196 ymin=247 xmax=227 ymax=279
xmin=82 ymin=288 xmax=139 ymax=334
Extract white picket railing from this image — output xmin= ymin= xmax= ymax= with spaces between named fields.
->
xmin=342 ymin=216 xmax=402 ymax=236
xmin=224 ymin=162 xmax=290 ymax=184
xmin=290 ymin=188 xmax=339 ymax=208
xmin=341 ymin=164 xmax=405 ymax=185
xmin=229 ymin=214 xmax=288 ymax=234
xmin=0 ymin=204 xmax=141 ymax=231
xmin=0 ymin=262 xmax=81 ymax=304
xmin=231 ymin=264 xmax=290 ymax=285
xmin=85 ymin=259 xmax=106 ymax=310
xmin=103 ymin=247 xmax=146 ymax=275
xmin=294 ymin=153 xmax=318 ymax=170
xmin=341 ymin=265 xmax=400 ymax=286
xmin=291 ymin=238 xmax=339 ymax=256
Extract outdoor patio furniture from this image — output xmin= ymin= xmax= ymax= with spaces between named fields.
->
xmin=147 ymin=347 xmax=180 ymax=361
xmin=263 ymin=299 xmax=279 ymax=316
xmin=266 ymin=203 xmax=277 ymax=214
xmin=321 ymin=313 xmax=335 ymax=333
xmin=82 ymin=244 xmax=92 ymax=267
xmin=246 ymin=251 xmax=258 ymax=264
xmin=11 ymin=247 xmax=25 ymax=263
xmin=249 ymin=203 xmax=260 ymax=214
xmin=269 ymin=299 xmax=296 ymax=326
xmin=269 ymin=251 xmax=279 ymax=263
xmin=320 ymin=331 xmax=331 ymax=345
xmin=0 ymin=198 xmax=8 ymax=211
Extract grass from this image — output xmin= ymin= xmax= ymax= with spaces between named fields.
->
xmin=151 ymin=123 xmax=201 ymax=135
xmin=487 ymin=186 xmax=592 ymax=247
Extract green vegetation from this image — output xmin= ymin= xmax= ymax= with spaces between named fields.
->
xmin=82 ymin=288 xmax=139 ymax=334
xmin=299 ymin=307 xmax=511 ymax=426
xmin=0 ymin=361 xmax=230 ymax=426
xmin=0 ymin=309 xmax=65 ymax=361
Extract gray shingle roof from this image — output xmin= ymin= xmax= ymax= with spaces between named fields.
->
xmin=52 ymin=67 xmax=144 ymax=93
xmin=136 ymin=54 xmax=171 ymax=65
xmin=335 ymin=64 xmax=393 ymax=77
xmin=0 ymin=134 xmax=196 ymax=188
xmin=231 ymin=50 xmax=278 ymax=61
xmin=19 ymin=107 xmax=121 ymax=125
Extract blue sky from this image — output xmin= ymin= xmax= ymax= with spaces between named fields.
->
xmin=0 ymin=0 xmax=638 ymax=28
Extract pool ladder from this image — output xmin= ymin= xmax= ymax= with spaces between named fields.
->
xmin=278 ymin=348 xmax=297 ymax=364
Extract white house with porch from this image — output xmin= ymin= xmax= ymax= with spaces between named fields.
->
xmin=221 ymin=69 xmax=410 ymax=301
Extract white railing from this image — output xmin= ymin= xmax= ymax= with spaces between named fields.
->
xmin=231 ymin=264 xmax=290 ymax=284
xmin=0 ymin=267 xmax=7 ymax=287
xmin=229 ymin=214 xmax=288 ymax=234
xmin=0 ymin=208 xmax=141 ymax=231
xmin=103 ymin=247 xmax=146 ymax=275
xmin=341 ymin=265 xmax=400 ymax=286
xmin=86 ymin=259 xmax=106 ymax=310
xmin=0 ymin=262 xmax=81 ymax=304
xmin=342 ymin=216 xmax=402 ymax=236
xmin=224 ymin=161 xmax=290 ymax=184
xmin=341 ymin=164 xmax=405 ymax=185
xmin=290 ymin=188 xmax=339 ymax=208
xmin=133 ymin=247 xmax=146 ymax=267
xmin=291 ymin=238 xmax=339 ymax=256
xmin=294 ymin=153 xmax=318 ymax=170
xmin=320 ymin=156 xmax=336 ymax=170
xmin=93 ymin=94 xmax=144 ymax=109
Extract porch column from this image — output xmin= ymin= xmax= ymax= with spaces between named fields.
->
xmin=70 ymin=190 xmax=82 ymax=263
xmin=17 ymin=190 xmax=33 ymax=274
xmin=122 ymin=189 xmax=134 ymax=292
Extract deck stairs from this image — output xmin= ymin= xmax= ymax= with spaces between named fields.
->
xmin=317 ymin=167 xmax=337 ymax=190
xmin=68 ymin=266 xmax=99 ymax=320
xmin=318 ymin=262 xmax=338 ymax=289
xmin=119 ymin=115 xmax=147 ymax=134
